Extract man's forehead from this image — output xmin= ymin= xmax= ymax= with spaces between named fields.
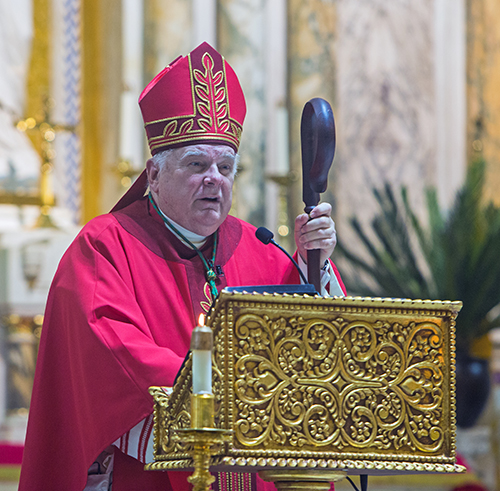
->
xmin=174 ymin=144 xmax=236 ymax=160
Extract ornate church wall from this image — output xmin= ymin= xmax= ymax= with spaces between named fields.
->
xmin=334 ymin=0 xmax=466 ymax=248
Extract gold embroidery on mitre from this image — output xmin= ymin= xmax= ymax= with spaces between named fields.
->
xmin=193 ymin=53 xmax=224 ymax=132
xmin=147 ymin=52 xmax=243 ymax=152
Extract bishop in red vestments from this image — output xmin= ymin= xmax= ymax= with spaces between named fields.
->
xmin=20 ymin=42 xmax=345 ymax=491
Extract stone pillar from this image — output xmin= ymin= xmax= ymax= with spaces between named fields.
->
xmin=218 ymin=0 xmax=268 ymax=226
xmin=287 ymin=0 xmax=337 ymax=228
xmin=264 ymin=0 xmax=288 ymax=239
xmin=143 ymin=0 xmax=193 ymax=93
xmin=467 ymin=0 xmax=500 ymax=206
xmin=335 ymin=0 xmax=437 ymax=244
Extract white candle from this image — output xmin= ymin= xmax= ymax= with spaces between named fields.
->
xmin=119 ymin=0 xmax=144 ymax=169
xmin=192 ymin=350 xmax=212 ymax=394
xmin=191 ymin=314 xmax=213 ymax=394
xmin=275 ymin=105 xmax=290 ymax=175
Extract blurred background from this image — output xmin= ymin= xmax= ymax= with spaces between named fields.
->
xmin=1 ymin=0 xmax=500 ymax=489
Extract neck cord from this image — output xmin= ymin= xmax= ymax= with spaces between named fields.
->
xmin=148 ymin=194 xmax=219 ymax=300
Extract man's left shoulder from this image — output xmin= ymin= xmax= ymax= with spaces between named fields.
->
xmin=223 ymin=215 xmax=262 ymax=244
xmin=225 ymin=215 xmax=256 ymax=234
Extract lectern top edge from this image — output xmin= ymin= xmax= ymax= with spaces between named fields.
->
xmin=213 ymin=289 xmax=463 ymax=315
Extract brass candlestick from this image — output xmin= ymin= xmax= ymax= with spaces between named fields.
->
xmin=175 ymin=393 xmax=232 ymax=491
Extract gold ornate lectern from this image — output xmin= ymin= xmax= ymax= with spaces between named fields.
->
xmin=146 ymin=291 xmax=465 ymax=488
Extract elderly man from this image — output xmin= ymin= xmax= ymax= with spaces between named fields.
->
xmin=20 ymin=43 xmax=344 ymax=491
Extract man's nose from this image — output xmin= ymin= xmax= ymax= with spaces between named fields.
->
xmin=203 ymin=163 xmax=222 ymax=185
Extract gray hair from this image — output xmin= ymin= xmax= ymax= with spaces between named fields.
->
xmin=150 ymin=149 xmax=176 ymax=173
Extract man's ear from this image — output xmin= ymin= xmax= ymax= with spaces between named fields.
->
xmin=146 ymin=158 xmax=159 ymax=194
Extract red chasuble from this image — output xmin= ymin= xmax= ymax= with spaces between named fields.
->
xmin=20 ymin=197 xmax=345 ymax=491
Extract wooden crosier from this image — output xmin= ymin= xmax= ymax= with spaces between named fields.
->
xmin=300 ymin=98 xmax=336 ymax=292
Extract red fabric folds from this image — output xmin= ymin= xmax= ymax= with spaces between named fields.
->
xmin=20 ymin=197 xmax=345 ymax=491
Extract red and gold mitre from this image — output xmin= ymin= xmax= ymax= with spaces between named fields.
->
xmin=139 ymin=42 xmax=246 ymax=155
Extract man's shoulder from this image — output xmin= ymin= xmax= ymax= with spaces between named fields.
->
xmin=77 ymin=213 xmax=121 ymax=242
xmin=79 ymin=198 xmax=151 ymax=245
xmin=51 ymin=213 xmax=126 ymax=275
xmin=67 ymin=211 xmax=146 ymax=261
xmin=221 ymin=215 xmax=261 ymax=246
xmin=224 ymin=215 xmax=257 ymax=234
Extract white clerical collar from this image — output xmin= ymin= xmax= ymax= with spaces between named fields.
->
xmin=158 ymin=208 xmax=208 ymax=248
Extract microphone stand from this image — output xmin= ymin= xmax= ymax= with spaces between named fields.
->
xmin=255 ymin=227 xmax=309 ymax=285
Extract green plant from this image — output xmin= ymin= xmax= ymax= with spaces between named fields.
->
xmin=338 ymin=159 xmax=500 ymax=352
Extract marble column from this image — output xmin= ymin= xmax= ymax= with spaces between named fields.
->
xmin=218 ymin=0 xmax=268 ymax=226
xmin=467 ymin=0 xmax=500 ymax=206
xmin=143 ymin=0 xmax=193 ymax=91
xmin=335 ymin=0 xmax=437 ymax=245
xmin=81 ymin=0 xmax=122 ymax=219
xmin=287 ymin=0 xmax=337 ymax=225
xmin=264 ymin=0 xmax=288 ymax=239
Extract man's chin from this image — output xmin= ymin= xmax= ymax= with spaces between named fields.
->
xmin=191 ymin=210 xmax=227 ymax=235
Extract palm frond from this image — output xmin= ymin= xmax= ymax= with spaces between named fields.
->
xmin=338 ymin=158 xmax=500 ymax=351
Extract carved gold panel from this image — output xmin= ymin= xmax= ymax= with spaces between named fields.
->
xmin=147 ymin=292 xmax=464 ymax=476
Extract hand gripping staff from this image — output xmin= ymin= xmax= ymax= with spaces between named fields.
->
xmin=300 ymin=98 xmax=336 ymax=292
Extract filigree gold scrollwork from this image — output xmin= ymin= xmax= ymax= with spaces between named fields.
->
xmin=148 ymin=295 xmax=463 ymax=476
xmin=161 ymin=402 xmax=191 ymax=455
xmin=148 ymin=386 xmax=171 ymax=407
xmin=212 ymin=358 xmax=224 ymax=424
xmin=232 ymin=313 xmax=448 ymax=454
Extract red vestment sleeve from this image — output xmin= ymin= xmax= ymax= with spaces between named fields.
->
xmin=20 ymin=217 xmax=192 ymax=490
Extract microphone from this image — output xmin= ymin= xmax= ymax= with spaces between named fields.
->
xmin=256 ymin=227 xmax=309 ymax=285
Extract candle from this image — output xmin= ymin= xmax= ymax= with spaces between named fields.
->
xmin=119 ymin=0 xmax=144 ymax=170
xmin=191 ymin=314 xmax=213 ymax=394
xmin=275 ymin=105 xmax=290 ymax=175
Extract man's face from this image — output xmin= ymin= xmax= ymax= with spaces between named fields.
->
xmin=147 ymin=144 xmax=236 ymax=236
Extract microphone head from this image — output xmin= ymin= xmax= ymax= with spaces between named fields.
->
xmin=256 ymin=227 xmax=274 ymax=245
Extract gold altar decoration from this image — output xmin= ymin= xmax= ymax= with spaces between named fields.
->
xmin=147 ymin=292 xmax=465 ymax=482
xmin=16 ymin=97 xmax=77 ymax=227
